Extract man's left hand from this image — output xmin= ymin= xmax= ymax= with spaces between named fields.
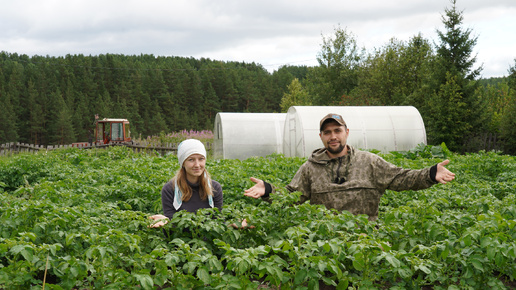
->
xmin=435 ymin=159 xmax=455 ymax=184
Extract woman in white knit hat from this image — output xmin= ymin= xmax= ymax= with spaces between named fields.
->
xmin=149 ymin=139 xmax=223 ymax=227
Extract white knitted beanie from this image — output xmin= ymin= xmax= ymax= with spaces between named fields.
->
xmin=177 ymin=139 xmax=206 ymax=166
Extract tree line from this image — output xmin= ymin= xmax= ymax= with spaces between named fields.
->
xmin=0 ymin=53 xmax=293 ymax=146
xmin=1 ymin=0 xmax=515 ymax=154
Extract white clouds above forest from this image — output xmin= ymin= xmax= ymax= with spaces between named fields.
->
xmin=1 ymin=0 xmax=515 ymax=77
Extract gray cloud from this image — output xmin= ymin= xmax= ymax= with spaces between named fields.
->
xmin=1 ymin=0 xmax=514 ymax=77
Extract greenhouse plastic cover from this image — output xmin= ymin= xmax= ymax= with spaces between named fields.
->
xmin=283 ymin=106 xmax=427 ymax=157
xmin=213 ymin=113 xmax=286 ymax=160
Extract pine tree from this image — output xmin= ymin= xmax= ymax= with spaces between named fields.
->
xmin=0 ymin=91 xmax=19 ymax=143
xmin=47 ymin=89 xmax=76 ymax=145
xmin=27 ymin=80 xmax=46 ymax=144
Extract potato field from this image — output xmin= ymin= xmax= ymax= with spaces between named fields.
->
xmin=0 ymin=146 xmax=515 ymax=289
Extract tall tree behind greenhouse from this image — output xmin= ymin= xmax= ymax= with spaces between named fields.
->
xmin=350 ymin=34 xmax=434 ymax=107
xmin=280 ymin=78 xmax=312 ymax=112
xmin=306 ymin=26 xmax=364 ymax=105
xmin=425 ymin=0 xmax=484 ymax=152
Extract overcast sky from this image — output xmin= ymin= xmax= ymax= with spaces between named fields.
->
xmin=1 ymin=0 xmax=515 ymax=78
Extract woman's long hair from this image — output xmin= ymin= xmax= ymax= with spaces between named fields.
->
xmin=173 ymin=167 xmax=213 ymax=202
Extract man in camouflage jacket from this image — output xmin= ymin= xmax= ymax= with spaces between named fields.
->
xmin=244 ymin=113 xmax=456 ymax=221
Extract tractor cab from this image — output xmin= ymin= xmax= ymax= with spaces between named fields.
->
xmin=95 ymin=118 xmax=132 ymax=145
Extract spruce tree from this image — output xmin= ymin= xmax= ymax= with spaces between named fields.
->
xmin=0 ymin=91 xmax=19 ymax=143
xmin=500 ymin=60 xmax=516 ymax=154
xmin=47 ymin=89 xmax=76 ymax=145
xmin=426 ymin=0 xmax=483 ymax=151
xmin=27 ymin=80 xmax=45 ymax=144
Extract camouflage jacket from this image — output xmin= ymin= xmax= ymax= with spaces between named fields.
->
xmin=282 ymin=146 xmax=437 ymax=221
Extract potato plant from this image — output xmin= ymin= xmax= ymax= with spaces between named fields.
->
xmin=0 ymin=146 xmax=515 ymax=289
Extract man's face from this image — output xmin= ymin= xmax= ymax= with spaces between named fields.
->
xmin=319 ymin=121 xmax=349 ymax=157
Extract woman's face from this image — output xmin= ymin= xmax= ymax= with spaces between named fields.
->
xmin=183 ymin=154 xmax=206 ymax=183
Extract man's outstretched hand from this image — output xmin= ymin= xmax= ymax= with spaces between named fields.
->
xmin=435 ymin=159 xmax=456 ymax=184
xmin=244 ymin=177 xmax=265 ymax=199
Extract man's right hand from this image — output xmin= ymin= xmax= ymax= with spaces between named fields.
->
xmin=244 ymin=177 xmax=265 ymax=199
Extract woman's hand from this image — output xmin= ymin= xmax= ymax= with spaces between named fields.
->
xmin=229 ymin=218 xmax=255 ymax=229
xmin=148 ymin=214 xmax=169 ymax=228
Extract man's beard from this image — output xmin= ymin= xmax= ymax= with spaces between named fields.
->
xmin=327 ymin=143 xmax=345 ymax=154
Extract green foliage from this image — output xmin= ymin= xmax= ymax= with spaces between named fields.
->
xmin=0 ymin=52 xmax=288 ymax=145
xmin=424 ymin=0 xmax=484 ymax=152
xmin=307 ymin=25 xmax=364 ymax=105
xmin=390 ymin=143 xmax=449 ymax=160
xmin=1 ymin=147 xmax=515 ymax=288
xmin=499 ymin=60 xmax=516 ymax=154
xmin=351 ymin=35 xmax=434 ymax=108
xmin=279 ymin=78 xmax=312 ymax=112
xmin=427 ymin=72 xmax=473 ymax=151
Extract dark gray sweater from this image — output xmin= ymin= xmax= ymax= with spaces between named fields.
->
xmin=161 ymin=179 xmax=223 ymax=219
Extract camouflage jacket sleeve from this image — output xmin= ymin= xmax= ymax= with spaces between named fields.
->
xmin=369 ymin=154 xmax=436 ymax=191
xmin=285 ymin=162 xmax=312 ymax=204
xmin=261 ymin=163 xmax=311 ymax=205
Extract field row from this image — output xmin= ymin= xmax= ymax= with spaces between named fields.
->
xmin=1 ymin=147 xmax=515 ymax=289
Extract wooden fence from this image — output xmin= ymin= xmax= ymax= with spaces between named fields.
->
xmin=0 ymin=141 xmax=213 ymax=157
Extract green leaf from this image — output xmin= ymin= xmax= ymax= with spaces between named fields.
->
xmin=352 ymin=252 xmax=365 ymax=271
xmin=197 ymin=267 xmax=211 ymax=285
xmin=495 ymin=253 xmax=504 ymax=267
xmin=238 ymin=259 xmax=249 ymax=274
xmin=380 ymin=242 xmax=392 ymax=252
xmin=294 ymin=268 xmax=307 ymax=285
xmin=65 ymin=233 xmax=78 ymax=246
xmin=417 ymin=265 xmax=431 ymax=274
xmin=329 ymin=263 xmax=342 ymax=277
xmin=19 ymin=232 xmax=37 ymax=242
xmin=134 ymin=273 xmax=153 ymax=290
xmin=317 ymin=261 xmax=328 ymax=272
xmin=385 ymin=253 xmax=401 ymax=268
xmin=336 ymin=279 xmax=349 ymax=290
xmin=470 ymin=255 xmax=484 ymax=271
xmin=480 ymin=237 xmax=492 ymax=248
xmin=98 ymin=246 xmax=106 ymax=258
xmin=69 ymin=266 xmax=79 ymax=277
xmin=397 ymin=268 xmax=412 ymax=279
xmin=486 ymin=247 xmax=496 ymax=260
xmin=321 ymin=276 xmax=337 ymax=286
xmin=185 ymin=261 xmax=198 ymax=274
xmin=10 ymin=244 xmax=34 ymax=262
xmin=267 ymin=265 xmax=284 ymax=282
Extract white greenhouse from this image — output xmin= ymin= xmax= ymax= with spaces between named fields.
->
xmin=213 ymin=112 xmax=286 ymax=160
xmin=283 ymin=106 xmax=427 ymax=157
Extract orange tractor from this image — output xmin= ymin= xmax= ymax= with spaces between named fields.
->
xmin=72 ymin=116 xmax=132 ymax=147
xmin=95 ymin=117 xmax=132 ymax=145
